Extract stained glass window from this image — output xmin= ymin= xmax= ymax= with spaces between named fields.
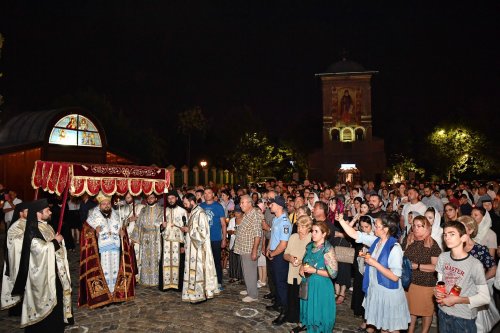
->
xmin=49 ymin=114 xmax=102 ymax=147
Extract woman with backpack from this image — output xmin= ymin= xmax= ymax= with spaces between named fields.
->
xmin=401 ymin=215 xmax=441 ymax=333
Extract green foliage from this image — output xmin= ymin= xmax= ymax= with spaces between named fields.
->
xmin=428 ymin=126 xmax=494 ymax=179
xmin=385 ymin=154 xmax=425 ymax=182
xmin=231 ymin=132 xmax=307 ymax=182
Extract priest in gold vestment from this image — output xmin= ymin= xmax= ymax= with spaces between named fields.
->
xmin=181 ymin=193 xmax=219 ymax=303
xmin=131 ymin=193 xmax=163 ymax=287
xmin=10 ymin=199 xmax=73 ymax=332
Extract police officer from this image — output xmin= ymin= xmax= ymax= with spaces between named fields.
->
xmin=265 ymin=196 xmax=292 ymax=325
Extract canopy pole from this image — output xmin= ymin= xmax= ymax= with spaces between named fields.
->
xmin=33 ymin=188 xmax=39 ymax=200
xmin=57 ymin=177 xmax=71 ymax=234
xmin=132 ymin=199 xmax=136 ymax=217
xmin=163 ymin=193 xmax=167 ymax=222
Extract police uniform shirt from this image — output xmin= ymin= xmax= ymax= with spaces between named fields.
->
xmin=270 ymin=213 xmax=292 ymax=251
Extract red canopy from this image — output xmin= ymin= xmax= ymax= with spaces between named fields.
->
xmin=31 ymin=160 xmax=170 ymax=196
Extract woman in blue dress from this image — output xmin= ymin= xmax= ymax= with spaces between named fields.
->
xmin=296 ymin=220 xmax=338 ymax=333
xmin=361 ymin=212 xmax=410 ymax=333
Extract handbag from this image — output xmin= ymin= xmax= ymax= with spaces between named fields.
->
xmin=334 ymin=238 xmax=355 ymax=264
xmin=299 ymin=279 xmax=308 ymax=300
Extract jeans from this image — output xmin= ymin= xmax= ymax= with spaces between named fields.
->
xmin=211 ymin=240 xmax=223 ymax=285
xmin=438 ymin=309 xmax=476 ymax=333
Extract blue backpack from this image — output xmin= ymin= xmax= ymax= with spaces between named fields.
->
xmin=400 ymin=255 xmax=412 ymax=289
xmin=392 ymin=243 xmax=412 ymax=289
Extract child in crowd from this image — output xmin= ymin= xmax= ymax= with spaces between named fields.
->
xmin=435 ymin=221 xmax=490 ymax=333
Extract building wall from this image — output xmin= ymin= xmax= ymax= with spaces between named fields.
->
xmin=0 ymin=148 xmax=41 ymax=200
xmin=309 ymin=139 xmax=386 ymax=183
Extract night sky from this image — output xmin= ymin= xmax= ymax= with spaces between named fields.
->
xmin=1 ymin=2 xmax=499 ymax=167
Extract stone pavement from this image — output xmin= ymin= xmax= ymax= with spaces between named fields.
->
xmin=0 ymin=245 xmax=457 ymax=333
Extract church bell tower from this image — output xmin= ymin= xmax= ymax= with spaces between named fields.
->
xmin=309 ymin=57 xmax=386 ymax=183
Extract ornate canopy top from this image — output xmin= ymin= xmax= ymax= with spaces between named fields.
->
xmin=31 ymin=160 xmax=170 ymax=197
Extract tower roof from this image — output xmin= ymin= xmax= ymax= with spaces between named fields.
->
xmin=316 ymin=56 xmax=377 ymax=77
xmin=326 ymin=58 xmax=366 ymax=73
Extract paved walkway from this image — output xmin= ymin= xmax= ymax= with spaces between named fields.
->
xmin=14 ymin=245 xmax=495 ymax=332
xmin=1 ymin=245 xmax=369 ymax=332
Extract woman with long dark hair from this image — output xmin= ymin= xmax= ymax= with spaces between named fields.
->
xmin=296 ymin=220 xmax=338 ymax=333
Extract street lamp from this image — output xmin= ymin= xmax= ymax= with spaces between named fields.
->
xmin=200 ymin=160 xmax=208 ymax=185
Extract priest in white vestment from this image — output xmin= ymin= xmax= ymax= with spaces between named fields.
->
xmin=117 ymin=192 xmax=144 ymax=275
xmin=181 ymin=193 xmax=219 ymax=303
xmin=160 ymin=192 xmax=187 ymax=290
xmin=10 ymin=199 xmax=73 ymax=332
xmin=1 ymin=202 xmax=28 ymax=313
xmin=87 ymin=192 xmax=124 ymax=292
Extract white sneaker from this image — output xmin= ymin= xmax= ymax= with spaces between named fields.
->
xmin=257 ymin=280 xmax=266 ymax=288
xmin=240 ymin=290 xmax=248 ymax=295
xmin=242 ymin=296 xmax=258 ymax=303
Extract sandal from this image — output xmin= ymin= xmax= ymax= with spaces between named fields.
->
xmin=335 ymin=294 xmax=345 ymax=305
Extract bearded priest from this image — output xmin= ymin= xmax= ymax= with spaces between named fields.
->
xmin=160 ymin=191 xmax=187 ymax=291
xmin=10 ymin=199 xmax=73 ymax=332
xmin=130 ymin=193 xmax=163 ymax=287
xmin=79 ymin=192 xmax=135 ymax=309
xmin=181 ymin=193 xmax=219 ymax=303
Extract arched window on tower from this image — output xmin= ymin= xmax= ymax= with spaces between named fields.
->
xmin=331 ymin=128 xmax=340 ymax=141
xmin=355 ymin=127 xmax=365 ymax=141
xmin=340 ymin=127 xmax=354 ymax=142
xmin=48 ymin=114 xmax=102 ymax=147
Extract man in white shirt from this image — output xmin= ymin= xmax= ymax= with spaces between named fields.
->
xmin=401 ymin=188 xmax=427 ymax=232
xmin=3 ymin=190 xmax=22 ymax=227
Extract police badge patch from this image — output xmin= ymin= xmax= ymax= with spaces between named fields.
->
xmin=284 ymin=226 xmax=289 ymax=234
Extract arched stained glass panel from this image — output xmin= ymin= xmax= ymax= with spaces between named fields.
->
xmin=49 ymin=114 xmax=102 ymax=147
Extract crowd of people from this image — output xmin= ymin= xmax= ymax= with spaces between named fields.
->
xmin=1 ymin=178 xmax=500 ymax=332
